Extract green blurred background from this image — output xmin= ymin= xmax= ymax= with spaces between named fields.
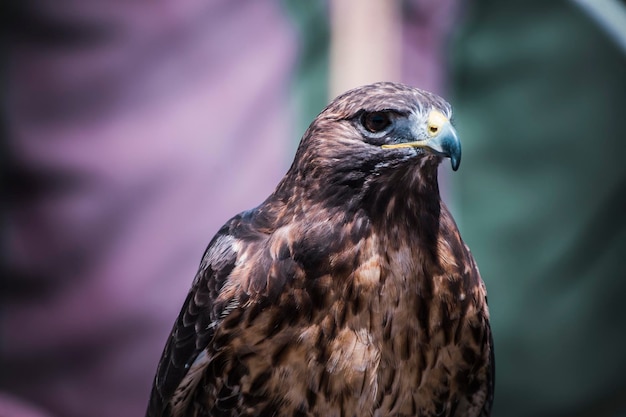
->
xmin=450 ymin=2 xmax=626 ymax=416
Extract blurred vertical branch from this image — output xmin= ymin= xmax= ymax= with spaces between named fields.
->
xmin=329 ymin=0 xmax=401 ymax=97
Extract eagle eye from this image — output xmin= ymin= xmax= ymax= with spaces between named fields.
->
xmin=362 ymin=111 xmax=392 ymax=133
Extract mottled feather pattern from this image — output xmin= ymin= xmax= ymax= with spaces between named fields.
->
xmin=147 ymin=82 xmax=494 ymax=417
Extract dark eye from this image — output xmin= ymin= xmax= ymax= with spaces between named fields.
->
xmin=362 ymin=111 xmax=392 ymax=133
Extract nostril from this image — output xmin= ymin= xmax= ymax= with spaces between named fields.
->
xmin=429 ymin=125 xmax=439 ymax=134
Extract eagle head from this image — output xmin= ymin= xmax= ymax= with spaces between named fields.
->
xmin=292 ymin=82 xmax=461 ymax=182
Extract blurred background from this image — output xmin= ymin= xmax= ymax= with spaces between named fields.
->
xmin=2 ymin=0 xmax=625 ymax=416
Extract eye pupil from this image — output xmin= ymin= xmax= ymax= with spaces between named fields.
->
xmin=363 ymin=112 xmax=391 ymax=133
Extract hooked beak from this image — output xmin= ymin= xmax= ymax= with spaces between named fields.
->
xmin=381 ymin=110 xmax=462 ymax=171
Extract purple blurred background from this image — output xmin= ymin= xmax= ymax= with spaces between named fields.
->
xmin=4 ymin=1 xmax=297 ymax=415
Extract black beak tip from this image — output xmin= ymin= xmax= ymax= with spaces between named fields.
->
xmin=451 ymin=155 xmax=460 ymax=171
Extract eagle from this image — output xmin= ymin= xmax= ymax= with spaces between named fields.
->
xmin=146 ymin=82 xmax=494 ymax=417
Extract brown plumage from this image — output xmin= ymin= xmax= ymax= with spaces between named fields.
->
xmin=146 ymin=82 xmax=494 ymax=417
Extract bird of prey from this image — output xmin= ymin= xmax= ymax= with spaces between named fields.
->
xmin=146 ymin=82 xmax=494 ymax=417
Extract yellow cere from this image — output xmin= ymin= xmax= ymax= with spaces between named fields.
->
xmin=427 ymin=109 xmax=448 ymax=136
